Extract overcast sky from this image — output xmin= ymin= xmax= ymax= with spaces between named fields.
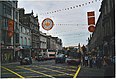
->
xmin=18 ymin=0 xmax=102 ymax=47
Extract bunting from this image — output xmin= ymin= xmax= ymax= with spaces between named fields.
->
xmin=40 ymin=0 xmax=102 ymax=15
xmin=54 ymin=23 xmax=87 ymax=26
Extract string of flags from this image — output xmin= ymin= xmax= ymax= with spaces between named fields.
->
xmin=54 ymin=24 xmax=87 ymax=26
xmin=40 ymin=0 xmax=102 ymax=15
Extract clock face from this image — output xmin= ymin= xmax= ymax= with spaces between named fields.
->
xmin=42 ymin=18 xmax=54 ymax=31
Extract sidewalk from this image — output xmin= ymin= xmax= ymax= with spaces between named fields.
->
xmin=77 ymin=66 xmax=105 ymax=78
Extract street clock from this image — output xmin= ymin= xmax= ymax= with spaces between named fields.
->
xmin=42 ymin=18 xmax=54 ymax=31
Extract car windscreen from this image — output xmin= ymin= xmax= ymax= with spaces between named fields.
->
xmin=57 ymin=54 xmax=64 ymax=57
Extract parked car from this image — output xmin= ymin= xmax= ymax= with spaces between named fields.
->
xmin=37 ymin=54 xmax=44 ymax=61
xmin=66 ymin=56 xmax=81 ymax=65
xmin=20 ymin=57 xmax=32 ymax=65
xmin=55 ymin=54 xmax=66 ymax=63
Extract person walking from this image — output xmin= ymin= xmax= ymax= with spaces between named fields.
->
xmin=89 ymin=55 xmax=93 ymax=68
xmin=84 ymin=55 xmax=88 ymax=67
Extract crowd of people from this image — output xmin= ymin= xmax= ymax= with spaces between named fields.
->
xmin=82 ymin=55 xmax=115 ymax=68
xmin=80 ymin=51 xmax=115 ymax=77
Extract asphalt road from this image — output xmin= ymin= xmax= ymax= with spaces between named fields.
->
xmin=1 ymin=60 xmax=79 ymax=78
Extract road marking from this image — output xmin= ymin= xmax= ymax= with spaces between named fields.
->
xmin=26 ymin=73 xmax=72 ymax=78
xmin=25 ymin=75 xmax=44 ymax=78
xmin=73 ymin=65 xmax=81 ymax=78
xmin=39 ymin=65 xmax=76 ymax=72
xmin=1 ymin=66 xmax=24 ymax=78
xmin=17 ymin=66 xmax=54 ymax=78
xmin=38 ymin=64 xmax=77 ymax=69
xmin=35 ymin=66 xmax=74 ymax=76
xmin=2 ymin=72 xmax=13 ymax=74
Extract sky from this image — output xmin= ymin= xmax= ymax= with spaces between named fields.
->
xmin=18 ymin=0 xmax=102 ymax=47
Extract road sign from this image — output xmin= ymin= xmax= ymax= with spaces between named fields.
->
xmin=42 ymin=18 xmax=54 ymax=31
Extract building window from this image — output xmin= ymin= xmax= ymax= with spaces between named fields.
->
xmin=27 ymin=29 xmax=29 ymax=35
xmin=15 ymin=22 xmax=19 ymax=31
xmin=23 ymin=27 xmax=25 ymax=33
xmin=3 ymin=4 xmax=12 ymax=15
xmin=28 ymin=38 xmax=30 ymax=45
xmin=21 ymin=37 xmax=23 ymax=45
xmin=3 ymin=4 xmax=6 ymax=14
xmin=25 ymin=37 xmax=27 ymax=45
xmin=3 ymin=18 xmax=8 ymax=27
xmin=21 ymin=26 xmax=23 ymax=33
xmin=16 ymin=11 xmax=18 ymax=20
xmin=15 ymin=33 xmax=19 ymax=43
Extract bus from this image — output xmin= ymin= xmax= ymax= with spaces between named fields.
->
xmin=44 ymin=49 xmax=57 ymax=60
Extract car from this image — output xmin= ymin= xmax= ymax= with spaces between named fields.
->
xmin=55 ymin=54 xmax=66 ymax=63
xmin=66 ymin=56 xmax=81 ymax=65
xmin=20 ymin=56 xmax=32 ymax=65
xmin=37 ymin=54 xmax=44 ymax=61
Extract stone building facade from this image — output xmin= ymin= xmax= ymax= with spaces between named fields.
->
xmin=18 ymin=22 xmax=32 ymax=58
xmin=88 ymin=0 xmax=115 ymax=57
xmin=0 ymin=1 xmax=19 ymax=63
xmin=19 ymin=8 xmax=40 ymax=58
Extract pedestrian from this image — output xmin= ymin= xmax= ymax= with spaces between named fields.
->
xmin=92 ymin=57 xmax=96 ymax=67
xmin=84 ymin=55 xmax=88 ymax=67
xmin=96 ymin=56 xmax=102 ymax=68
xmin=89 ymin=55 xmax=93 ymax=68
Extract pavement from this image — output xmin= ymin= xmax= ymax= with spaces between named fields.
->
xmin=77 ymin=66 xmax=105 ymax=78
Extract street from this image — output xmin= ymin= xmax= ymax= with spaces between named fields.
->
xmin=0 ymin=0 xmax=115 ymax=78
xmin=1 ymin=60 xmax=79 ymax=78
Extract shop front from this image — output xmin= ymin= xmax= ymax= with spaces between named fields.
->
xmin=1 ymin=47 xmax=14 ymax=63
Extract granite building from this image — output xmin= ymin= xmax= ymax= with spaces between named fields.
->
xmin=19 ymin=8 xmax=40 ymax=58
xmin=0 ymin=1 xmax=19 ymax=63
xmin=88 ymin=0 xmax=115 ymax=57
